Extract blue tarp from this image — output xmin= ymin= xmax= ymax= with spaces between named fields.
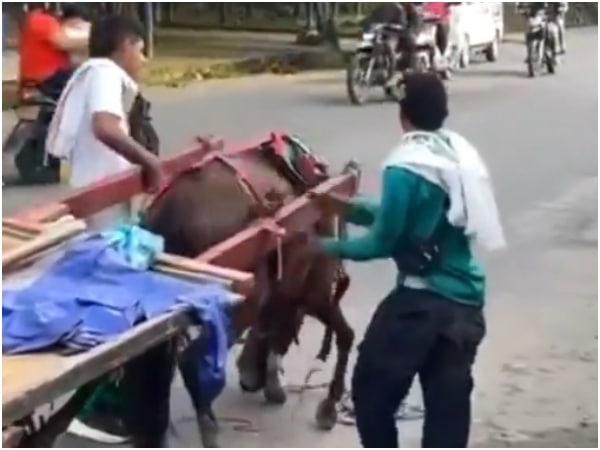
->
xmin=2 ymin=226 xmax=234 ymax=409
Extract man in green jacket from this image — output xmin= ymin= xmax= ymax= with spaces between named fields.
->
xmin=315 ymin=72 xmax=504 ymax=447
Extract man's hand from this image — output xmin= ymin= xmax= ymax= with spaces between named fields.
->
xmin=141 ymin=156 xmax=166 ymax=194
xmin=309 ymin=192 xmax=350 ymax=217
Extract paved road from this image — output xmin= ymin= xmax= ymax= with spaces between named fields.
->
xmin=3 ymin=29 xmax=598 ymax=447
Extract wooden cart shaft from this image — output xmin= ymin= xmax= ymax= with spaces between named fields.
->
xmin=2 ymin=133 xmax=360 ymax=446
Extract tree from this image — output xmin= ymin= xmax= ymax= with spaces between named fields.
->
xmin=297 ymin=2 xmax=340 ymax=49
xmin=141 ymin=2 xmax=154 ymax=58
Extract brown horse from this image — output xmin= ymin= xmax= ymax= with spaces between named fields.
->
xmin=142 ymin=134 xmax=356 ymax=447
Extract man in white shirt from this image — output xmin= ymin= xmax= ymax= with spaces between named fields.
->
xmin=47 ymin=15 xmax=164 ymax=230
xmin=46 ymin=15 xmax=168 ymax=445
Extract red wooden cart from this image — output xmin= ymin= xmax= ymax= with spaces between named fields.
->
xmin=1 ymin=133 xmax=360 ymax=447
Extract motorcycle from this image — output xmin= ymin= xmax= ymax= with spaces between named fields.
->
xmin=346 ymin=18 xmax=450 ymax=106
xmin=346 ymin=23 xmax=400 ymax=105
xmin=525 ymin=9 xmax=558 ymax=78
xmin=3 ymin=87 xmax=62 ymax=185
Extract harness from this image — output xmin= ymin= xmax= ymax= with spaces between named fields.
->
xmin=148 ymin=133 xmax=347 ymax=284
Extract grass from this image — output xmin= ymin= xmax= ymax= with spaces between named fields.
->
xmin=2 ymin=29 xmax=348 ymax=109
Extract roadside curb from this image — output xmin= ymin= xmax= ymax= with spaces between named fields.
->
xmin=144 ymin=47 xmax=348 ymax=87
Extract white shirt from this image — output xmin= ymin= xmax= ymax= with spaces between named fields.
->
xmin=69 ymin=63 xmax=134 ymax=188
xmin=47 ymin=59 xmax=139 ymax=189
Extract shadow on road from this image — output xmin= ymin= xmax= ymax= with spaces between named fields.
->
xmin=304 ymin=92 xmax=392 ymax=108
xmin=455 ymin=68 xmax=529 ymax=80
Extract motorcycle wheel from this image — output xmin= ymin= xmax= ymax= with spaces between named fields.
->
xmin=346 ymin=53 xmax=372 ymax=106
xmin=527 ymin=40 xmax=540 ymax=78
xmin=545 ymin=39 xmax=557 ymax=74
xmin=485 ymin=33 xmax=500 ymax=62
xmin=3 ymin=119 xmax=36 ymax=155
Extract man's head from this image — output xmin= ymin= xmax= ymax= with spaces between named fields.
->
xmin=399 ymin=73 xmax=449 ymax=132
xmin=61 ymin=3 xmax=89 ymax=22
xmin=89 ymin=15 xmax=145 ymax=80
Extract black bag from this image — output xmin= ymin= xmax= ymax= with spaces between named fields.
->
xmin=394 ymin=203 xmax=450 ymax=276
xmin=128 ymin=93 xmax=160 ymax=156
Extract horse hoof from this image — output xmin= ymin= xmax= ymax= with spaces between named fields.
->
xmin=263 ymin=379 xmax=287 ymax=405
xmin=238 ymin=367 xmax=264 ymax=393
xmin=239 ymin=379 xmax=262 ymax=393
xmin=197 ymin=415 xmax=220 ymax=448
xmin=315 ymin=398 xmax=338 ymax=431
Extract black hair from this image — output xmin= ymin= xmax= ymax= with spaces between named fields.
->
xmin=399 ymin=73 xmax=449 ymax=131
xmin=61 ymin=3 xmax=89 ymax=21
xmin=88 ymin=15 xmax=144 ymax=58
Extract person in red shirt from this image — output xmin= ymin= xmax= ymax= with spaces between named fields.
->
xmin=18 ymin=5 xmax=87 ymax=92
xmin=423 ymin=2 xmax=452 ymax=60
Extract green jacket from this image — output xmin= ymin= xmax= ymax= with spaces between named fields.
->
xmin=321 ymin=166 xmax=486 ymax=306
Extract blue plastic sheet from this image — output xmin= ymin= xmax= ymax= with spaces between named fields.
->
xmin=2 ymin=226 xmax=235 ymax=408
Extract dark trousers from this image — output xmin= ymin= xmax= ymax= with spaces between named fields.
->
xmin=351 ymin=287 xmax=485 ymax=448
xmin=120 ymin=340 xmax=178 ymax=447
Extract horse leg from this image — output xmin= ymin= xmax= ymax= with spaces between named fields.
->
xmin=263 ymin=349 xmax=287 ymax=404
xmin=262 ymin=300 xmax=303 ymax=405
xmin=237 ymin=264 xmax=271 ymax=393
xmin=314 ymin=306 xmax=355 ymax=431
xmin=263 ymin=243 xmax=312 ymax=405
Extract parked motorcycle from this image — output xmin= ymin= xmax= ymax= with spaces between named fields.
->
xmin=525 ymin=9 xmax=558 ymax=78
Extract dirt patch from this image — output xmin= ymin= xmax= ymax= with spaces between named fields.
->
xmin=471 ymin=179 xmax=598 ymax=448
xmin=478 ymin=423 xmax=597 ymax=448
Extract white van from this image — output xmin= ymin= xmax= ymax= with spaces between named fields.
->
xmin=449 ymin=2 xmax=504 ymax=68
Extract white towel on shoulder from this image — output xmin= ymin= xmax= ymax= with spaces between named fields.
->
xmin=384 ymin=130 xmax=506 ymax=251
xmin=45 ymin=58 xmax=138 ymax=163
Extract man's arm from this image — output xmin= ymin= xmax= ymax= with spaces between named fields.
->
xmin=33 ymin=14 xmax=87 ymax=52
xmin=344 ymin=196 xmax=380 ymax=227
xmin=88 ymin=68 xmax=158 ymax=169
xmin=320 ymin=167 xmax=416 ymax=261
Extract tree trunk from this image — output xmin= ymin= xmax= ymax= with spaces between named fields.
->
xmin=305 ymin=2 xmax=317 ymax=32
xmin=322 ymin=2 xmax=340 ymax=50
xmin=218 ymin=2 xmax=227 ymax=25
xmin=142 ymin=2 xmax=154 ymax=58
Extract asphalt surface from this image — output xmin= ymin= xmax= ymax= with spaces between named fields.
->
xmin=2 ymin=29 xmax=598 ymax=448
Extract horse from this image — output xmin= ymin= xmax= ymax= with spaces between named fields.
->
xmin=142 ymin=134 xmax=356 ymax=447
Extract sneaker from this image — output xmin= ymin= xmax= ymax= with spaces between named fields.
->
xmin=67 ymin=412 xmax=130 ymax=445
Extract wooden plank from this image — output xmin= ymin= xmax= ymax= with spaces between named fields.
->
xmin=2 ymin=220 xmax=87 ymax=271
xmin=196 ymin=172 xmax=359 ymax=269
xmin=156 ymin=254 xmax=255 ymax=296
xmin=13 ymin=140 xmax=221 ymax=223
xmin=2 ymin=287 xmax=244 ymax=425
xmin=2 ymin=218 xmax=43 ymax=235
xmin=2 ymin=309 xmax=192 ymax=424
xmin=2 ymin=236 xmax=25 ymax=252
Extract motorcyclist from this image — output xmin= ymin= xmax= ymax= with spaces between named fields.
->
xmin=18 ymin=4 xmax=89 ymax=100
xmin=517 ymin=2 xmax=568 ymax=54
xmin=361 ymin=2 xmax=421 ymax=74
xmin=422 ymin=2 xmax=452 ymax=63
